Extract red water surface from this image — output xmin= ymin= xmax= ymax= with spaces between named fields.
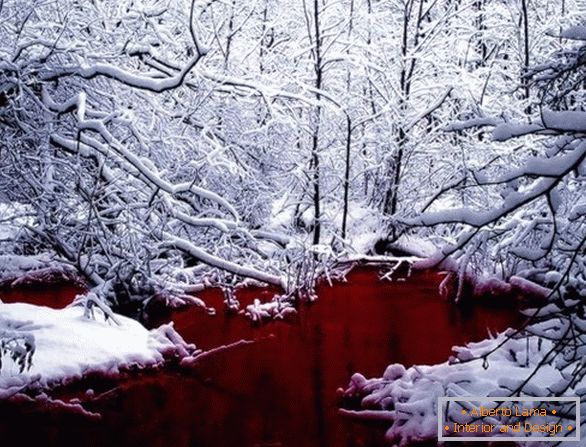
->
xmin=0 ymin=282 xmax=85 ymax=308
xmin=0 ymin=266 xmax=524 ymax=447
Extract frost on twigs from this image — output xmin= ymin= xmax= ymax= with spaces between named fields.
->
xmin=223 ymin=286 xmax=240 ymax=313
xmin=0 ymin=0 xmax=292 ymax=317
xmin=244 ymin=297 xmax=297 ymax=323
xmin=71 ymin=292 xmax=121 ymax=326
xmin=406 ymin=27 xmax=586 ymax=305
xmin=239 ymin=244 xmax=336 ymax=322
xmin=379 ymin=259 xmax=413 ymax=282
xmin=283 ymin=244 xmax=334 ymax=301
xmin=0 ymin=317 xmax=35 ymax=375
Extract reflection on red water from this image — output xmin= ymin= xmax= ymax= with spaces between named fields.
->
xmin=0 ymin=267 xmax=524 ymax=447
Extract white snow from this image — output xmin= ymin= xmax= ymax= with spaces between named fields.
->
xmin=559 ymin=26 xmax=586 ymax=41
xmin=0 ymin=254 xmax=77 ymax=286
xmin=341 ymin=322 xmax=581 ymax=446
xmin=0 ymin=203 xmax=32 ymax=243
xmin=542 ymin=109 xmax=586 ymax=133
xmin=0 ymin=302 xmax=194 ymax=391
xmin=243 ymin=297 xmax=298 ymax=322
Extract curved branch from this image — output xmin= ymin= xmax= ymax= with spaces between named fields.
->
xmin=162 ymin=233 xmax=285 ymax=288
xmin=41 ymin=53 xmax=203 ymax=93
xmin=409 ymin=141 xmax=586 ymax=227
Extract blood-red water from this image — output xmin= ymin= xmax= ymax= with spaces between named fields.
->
xmin=0 ymin=282 xmax=85 ymax=308
xmin=0 ymin=267 xmax=524 ymax=447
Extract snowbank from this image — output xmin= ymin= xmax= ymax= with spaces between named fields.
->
xmin=0 ymin=254 xmax=78 ymax=286
xmin=342 ymin=318 xmax=581 ymax=446
xmin=0 ymin=303 xmax=195 ymax=393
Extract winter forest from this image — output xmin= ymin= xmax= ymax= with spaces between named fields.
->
xmin=0 ymin=0 xmax=585 ymax=446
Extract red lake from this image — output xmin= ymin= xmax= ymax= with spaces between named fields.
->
xmin=0 ymin=266 xmax=524 ymax=446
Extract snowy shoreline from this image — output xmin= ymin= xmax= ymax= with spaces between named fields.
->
xmin=340 ymin=314 xmax=581 ymax=446
xmin=0 ymin=254 xmax=577 ymax=447
xmin=0 ymin=302 xmax=196 ymax=400
xmin=0 ymin=254 xmax=82 ymax=288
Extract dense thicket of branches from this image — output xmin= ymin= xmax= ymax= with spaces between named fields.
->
xmin=341 ymin=26 xmax=586 ymax=439
xmin=0 ymin=0 xmax=583 ymax=312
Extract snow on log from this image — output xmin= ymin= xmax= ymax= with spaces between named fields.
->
xmin=162 ymin=234 xmax=285 ymax=288
xmin=509 ymin=276 xmax=552 ymax=300
xmin=558 ymin=25 xmax=586 ymax=41
xmin=407 ymin=140 xmax=586 ymax=228
xmin=41 ymin=53 xmax=204 ymax=93
xmin=542 ymin=109 xmax=586 ymax=133
xmin=491 ymin=122 xmax=544 ymax=141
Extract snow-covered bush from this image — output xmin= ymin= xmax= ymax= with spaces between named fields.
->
xmin=407 ymin=23 xmax=586 ymax=301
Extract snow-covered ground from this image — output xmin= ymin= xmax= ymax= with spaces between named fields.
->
xmin=0 ymin=302 xmax=195 ymax=398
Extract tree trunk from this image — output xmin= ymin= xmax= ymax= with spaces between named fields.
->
xmin=520 ymin=0 xmax=531 ymax=113
xmin=383 ymin=0 xmax=425 ymax=236
xmin=341 ymin=0 xmax=355 ymax=240
xmin=307 ymin=0 xmax=323 ymax=245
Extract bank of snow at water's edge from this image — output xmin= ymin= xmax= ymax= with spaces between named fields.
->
xmin=0 ymin=254 xmax=78 ymax=286
xmin=0 ymin=303 xmax=196 ymax=397
xmin=342 ymin=317 xmax=580 ymax=446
